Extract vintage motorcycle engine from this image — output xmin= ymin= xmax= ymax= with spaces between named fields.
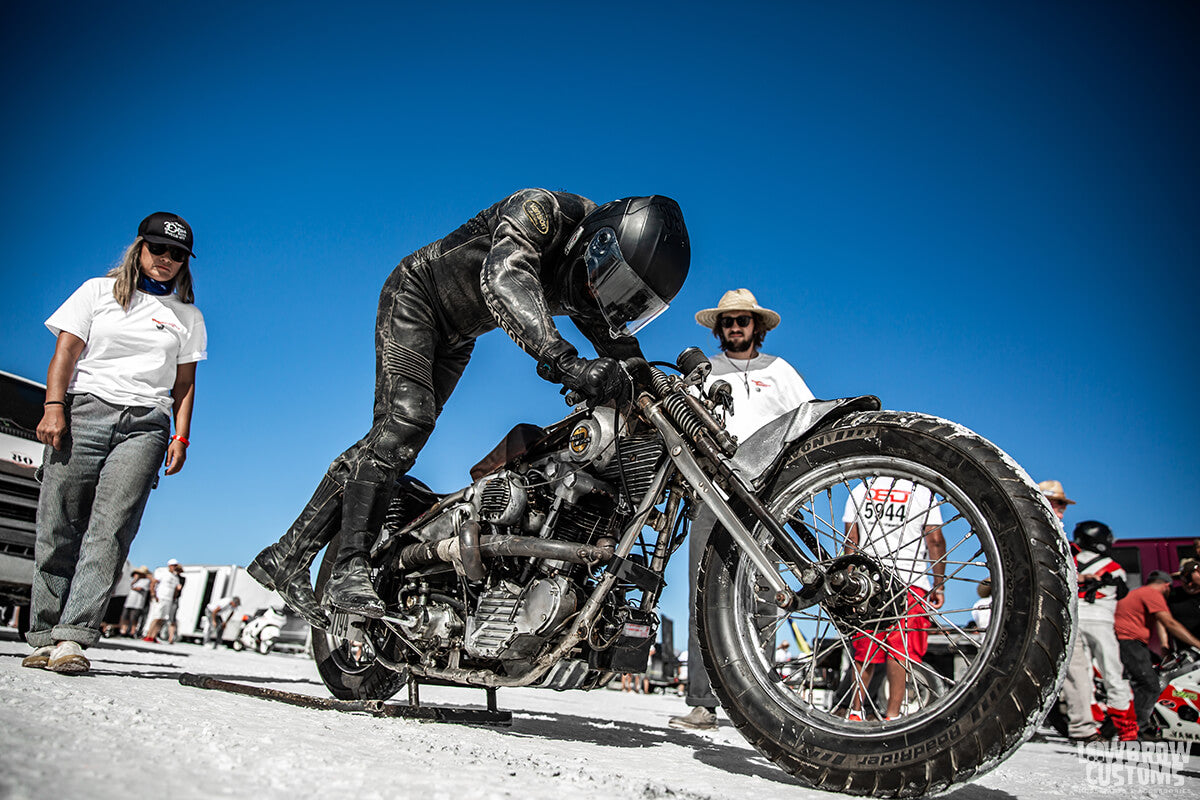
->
xmin=381 ymin=407 xmax=664 ymax=665
xmin=464 ymin=576 xmax=576 ymax=661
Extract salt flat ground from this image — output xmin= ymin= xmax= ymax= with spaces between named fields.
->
xmin=1 ymin=630 xmax=1195 ymax=800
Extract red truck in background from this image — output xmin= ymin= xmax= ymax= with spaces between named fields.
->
xmin=1109 ymin=536 xmax=1198 ymax=589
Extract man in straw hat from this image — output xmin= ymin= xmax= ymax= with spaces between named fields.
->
xmin=669 ymin=288 xmax=814 ymax=731
xmin=1038 ymin=479 xmax=1074 ymax=522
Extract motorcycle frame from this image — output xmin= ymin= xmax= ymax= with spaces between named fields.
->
xmin=396 ymin=361 xmax=861 ymax=689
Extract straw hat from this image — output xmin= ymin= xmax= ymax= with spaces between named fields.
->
xmin=695 ymin=288 xmax=781 ymax=331
xmin=1037 ymin=479 xmax=1075 ymax=505
xmin=133 ymin=566 xmax=151 ymax=577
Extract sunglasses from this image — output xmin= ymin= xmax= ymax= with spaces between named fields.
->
xmin=719 ymin=314 xmax=754 ymax=328
xmin=145 ymin=241 xmax=188 ymax=262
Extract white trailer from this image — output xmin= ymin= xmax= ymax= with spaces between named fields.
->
xmin=174 ymin=564 xmax=282 ymax=643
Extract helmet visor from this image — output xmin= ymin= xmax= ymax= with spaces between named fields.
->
xmin=585 ymin=227 xmax=669 ymax=338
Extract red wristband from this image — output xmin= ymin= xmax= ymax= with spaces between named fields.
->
xmin=171 ymin=435 xmax=190 ymax=447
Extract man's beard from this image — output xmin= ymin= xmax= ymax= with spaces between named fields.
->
xmin=722 ymin=338 xmax=753 ymax=354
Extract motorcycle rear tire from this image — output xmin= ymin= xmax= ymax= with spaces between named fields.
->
xmin=312 ymin=533 xmax=407 ymax=701
xmin=697 ymin=411 xmax=1074 ymax=797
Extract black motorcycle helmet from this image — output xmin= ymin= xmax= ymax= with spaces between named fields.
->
xmin=1073 ymin=521 xmax=1114 ymax=555
xmin=561 ymin=195 xmax=690 ymax=338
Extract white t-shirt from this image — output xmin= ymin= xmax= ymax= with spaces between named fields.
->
xmin=152 ymin=567 xmax=183 ymax=602
xmin=45 ymin=277 xmax=207 ymax=410
xmin=703 ymin=352 xmax=815 ymax=443
xmin=972 ymin=597 xmax=992 ymax=630
xmin=123 ymin=577 xmax=151 ymax=610
xmin=842 ymin=477 xmax=944 ymax=591
xmin=206 ymin=596 xmax=239 ymax=623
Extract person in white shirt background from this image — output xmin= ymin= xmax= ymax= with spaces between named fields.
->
xmin=119 ymin=566 xmax=152 ymax=638
xmin=203 ymin=596 xmax=241 ymax=648
xmin=669 ymin=289 xmax=814 ymax=731
xmin=21 ymin=212 xmax=206 ymax=674
xmin=842 ymin=477 xmax=946 ymax=721
xmin=144 ymin=559 xmax=186 ymax=644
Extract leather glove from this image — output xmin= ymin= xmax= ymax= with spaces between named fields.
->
xmin=561 ymin=356 xmax=624 ymax=405
xmin=537 ymin=341 xmax=626 ymax=405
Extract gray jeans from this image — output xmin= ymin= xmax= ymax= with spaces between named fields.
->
xmin=27 ymin=393 xmax=169 ymax=648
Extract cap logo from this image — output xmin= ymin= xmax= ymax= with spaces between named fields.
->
xmin=162 ymin=220 xmax=188 ymax=241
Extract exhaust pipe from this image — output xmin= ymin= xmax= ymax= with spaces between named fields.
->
xmin=396 ymin=533 xmax=613 ymax=577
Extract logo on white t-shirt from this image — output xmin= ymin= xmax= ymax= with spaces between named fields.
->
xmin=152 ymin=317 xmax=182 ymax=333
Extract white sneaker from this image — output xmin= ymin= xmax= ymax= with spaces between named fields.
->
xmin=668 ymin=706 xmax=718 ymax=730
xmin=47 ymin=641 xmax=90 ymax=673
xmin=21 ymin=646 xmax=54 ymax=669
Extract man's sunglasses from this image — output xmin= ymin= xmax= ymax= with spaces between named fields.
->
xmin=145 ymin=241 xmax=188 ymax=262
xmin=719 ymin=314 xmax=754 ymax=328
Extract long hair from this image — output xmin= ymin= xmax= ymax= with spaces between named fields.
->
xmin=107 ymin=238 xmax=195 ymax=310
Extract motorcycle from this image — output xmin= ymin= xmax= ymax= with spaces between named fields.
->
xmin=311 ymin=350 xmax=1073 ymax=797
xmin=1046 ymin=645 xmax=1200 ymax=746
xmin=1155 ymin=648 xmax=1200 ymax=746
xmin=233 ymin=606 xmax=304 ymax=654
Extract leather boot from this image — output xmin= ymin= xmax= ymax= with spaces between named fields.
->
xmin=323 ymin=480 xmax=388 ymax=618
xmin=248 ymin=474 xmax=342 ymax=629
xmin=1110 ymin=703 xmax=1140 ymax=742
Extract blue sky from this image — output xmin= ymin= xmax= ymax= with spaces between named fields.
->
xmin=2 ymin=2 xmax=1197 ymax=642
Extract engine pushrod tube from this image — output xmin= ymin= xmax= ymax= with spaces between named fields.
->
xmin=638 ymin=396 xmax=789 ymax=597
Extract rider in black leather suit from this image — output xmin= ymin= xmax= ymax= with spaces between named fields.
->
xmin=249 ymin=190 xmax=690 ymax=627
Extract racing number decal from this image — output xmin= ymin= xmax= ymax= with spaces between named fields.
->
xmin=861 ymin=487 xmax=910 ymax=522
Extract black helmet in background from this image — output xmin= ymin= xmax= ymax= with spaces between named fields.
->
xmin=1072 ymin=521 xmax=1114 ymax=555
xmin=562 ymin=195 xmax=690 ymax=338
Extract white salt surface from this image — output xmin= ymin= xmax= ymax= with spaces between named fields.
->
xmin=2 ymin=630 xmax=1195 ymax=799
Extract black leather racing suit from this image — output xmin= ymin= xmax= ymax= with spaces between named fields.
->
xmin=277 ymin=189 xmax=643 ymax=596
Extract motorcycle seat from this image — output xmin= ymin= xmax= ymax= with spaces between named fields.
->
xmin=469 ymin=423 xmax=546 ymax=481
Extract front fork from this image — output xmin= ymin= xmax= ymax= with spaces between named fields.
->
xmin=638 ymin=395 xmax=816 ymax=609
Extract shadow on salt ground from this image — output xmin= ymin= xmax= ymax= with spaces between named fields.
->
xmin=508 ymin=711 xmax=800 ymax=786
xmin=941 ymin=786 xmax=1018 ymax=800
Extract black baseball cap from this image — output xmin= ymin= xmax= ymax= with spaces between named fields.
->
xmin=1147 ymin=570 xmax=1172 ymax=584
xmin=138 ymin=212 xmax=196 ymax=258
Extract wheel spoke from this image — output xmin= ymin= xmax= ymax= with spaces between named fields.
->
xmin=731 ymin=457 xmax=1005 ymax=730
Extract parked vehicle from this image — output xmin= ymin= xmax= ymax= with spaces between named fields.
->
xmin=1109 ymin=536 xmax=1198 ymax=589
xmin=233 ymin=605 xmax=310 ymax=654
xmin=1155 ymin=648 xmax=1200 ymax=747
xmin=0 ymin=370 xmax=45 ymax=632
xmin=173 ymin=565 xmax=283 ymax=644
xmin=1045 ymin=643 xmax=1200 ymax=747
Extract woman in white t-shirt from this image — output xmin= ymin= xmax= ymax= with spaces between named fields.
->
xmin=21 ymin=212 xmax=207 ymax=674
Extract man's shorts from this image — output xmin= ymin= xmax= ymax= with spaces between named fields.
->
xmin=852 ymin=587 xmax=930 ymax=665
xmin=148 ymin=599 xmax=172 ymax=621
xmin=120 ymin=606 xmax=145 ymax=626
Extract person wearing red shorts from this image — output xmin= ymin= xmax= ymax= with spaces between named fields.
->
xmin=843 ymin=477 xmax=946 ymax=720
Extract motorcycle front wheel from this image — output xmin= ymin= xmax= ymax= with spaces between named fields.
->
xmin=697 ymin=411 xmax=1074 ymax=797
